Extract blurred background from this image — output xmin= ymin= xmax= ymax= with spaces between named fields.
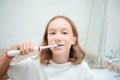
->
xmin=0 ymin=0 xmax=120 ymax=79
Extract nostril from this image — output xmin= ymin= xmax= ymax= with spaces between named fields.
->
xmin=55 ymin=39 xmax=61 ymax=43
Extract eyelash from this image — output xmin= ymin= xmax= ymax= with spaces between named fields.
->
xmin=49 ymin=32 xmax=55 ymax=34
xmin=49 ymin=32 xmax=68 ymax=35
xmin=62 ymin=32 xmax=68 ymax=34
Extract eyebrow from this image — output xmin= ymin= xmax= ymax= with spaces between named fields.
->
xmin=48 ymin=28 xmax=55 ymax=32
xmin=48 ymin=28 xmax=71 ymax=31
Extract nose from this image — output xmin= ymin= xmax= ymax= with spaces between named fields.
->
xmin=55 ymin=33 xmax=61 ymax=43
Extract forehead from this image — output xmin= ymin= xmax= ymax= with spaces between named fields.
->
xmin=48 ymin=18 xmax=72 ymax=30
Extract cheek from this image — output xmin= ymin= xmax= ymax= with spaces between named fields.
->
xmin=62 ymin=37 xmax=72 ymax=46
xmin=66 ymin=36 xmax=76 ymax=45
xmin=47 ymin=35 xmax=55 ymax=44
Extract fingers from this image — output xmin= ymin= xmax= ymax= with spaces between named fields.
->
xmin=10 ymin=41 xmax=34 ymax=56
xmin=21 ymin=41 xmax=34 ymax=55
xmin=9 ymin=43 xmax=20 ymax=50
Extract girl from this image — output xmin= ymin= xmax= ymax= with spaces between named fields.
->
xmin=0 ymin=15 xmax=93 ymax=80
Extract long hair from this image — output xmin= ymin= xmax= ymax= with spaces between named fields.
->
xmin=39 ymin=15 xmax=86 ymax=65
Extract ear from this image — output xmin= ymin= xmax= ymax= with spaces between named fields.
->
xmin=71 ymin=36 xmax=77 ymax=45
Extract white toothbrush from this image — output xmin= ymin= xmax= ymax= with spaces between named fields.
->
xmin=7 ymin=44 xmax=58 ymax=57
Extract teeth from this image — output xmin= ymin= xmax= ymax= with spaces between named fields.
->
xmin=57 ymin=44 xmax=63 ymax=47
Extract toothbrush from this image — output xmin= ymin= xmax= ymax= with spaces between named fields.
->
xmin=7 ymin=44 xmax=58 ymax=57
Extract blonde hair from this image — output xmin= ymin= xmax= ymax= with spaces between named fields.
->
xmin=39 ymin=15 xmax=86 ymax=65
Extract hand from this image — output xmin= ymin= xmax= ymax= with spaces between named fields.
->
xmin=9 ymin=41 xmax=34 ymax=55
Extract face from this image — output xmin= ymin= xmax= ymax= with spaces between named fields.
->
xmin=47 ymin=18 xmax=77 ymax=56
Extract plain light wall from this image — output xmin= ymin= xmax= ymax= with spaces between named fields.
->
xmin=105 ymin=0 xmax=120 ymax=58
xmin=0 ymin=0 xmax=93 ymax=48
xmin=1 ymin=0 xmax=119 ymax=59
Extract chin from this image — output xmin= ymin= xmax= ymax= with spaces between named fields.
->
xmin=52 ymin=50 xmax=64 ymax=55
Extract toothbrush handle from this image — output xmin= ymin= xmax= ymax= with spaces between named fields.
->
xmin=7 ymin=50 xmax=21 ymax=57
xmin=7 ymin=46 xmax=39 ymax=57
xmin=7 ymin=45 xmax=57 ymax=57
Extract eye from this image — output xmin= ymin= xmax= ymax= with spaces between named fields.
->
xmin=62 ymin=32 xmax=68 ymax=34
xmin=49 ymin=32 xmax=56 ymax=35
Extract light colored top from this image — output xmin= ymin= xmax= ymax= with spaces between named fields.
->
xmin=7 ymin=57 xmax=93 ymax=80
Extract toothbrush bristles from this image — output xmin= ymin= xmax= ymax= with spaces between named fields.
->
xmin=56 ymin=44 xmax=63 ymax=47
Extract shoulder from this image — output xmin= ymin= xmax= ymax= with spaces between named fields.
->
xmin=78 ymin=61 xmax=90 ymax=68
xmin=74 ymin=61 xmax=91 ymax=73
xmin=76 ymin=61 xmax=93 ymax=79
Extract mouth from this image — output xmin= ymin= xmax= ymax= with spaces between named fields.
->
xmin=55 ymin=44 xmax=64 ymax=48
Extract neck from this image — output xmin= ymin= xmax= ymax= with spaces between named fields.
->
xmin=52 ymin=54 xmax=69 ymax=64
